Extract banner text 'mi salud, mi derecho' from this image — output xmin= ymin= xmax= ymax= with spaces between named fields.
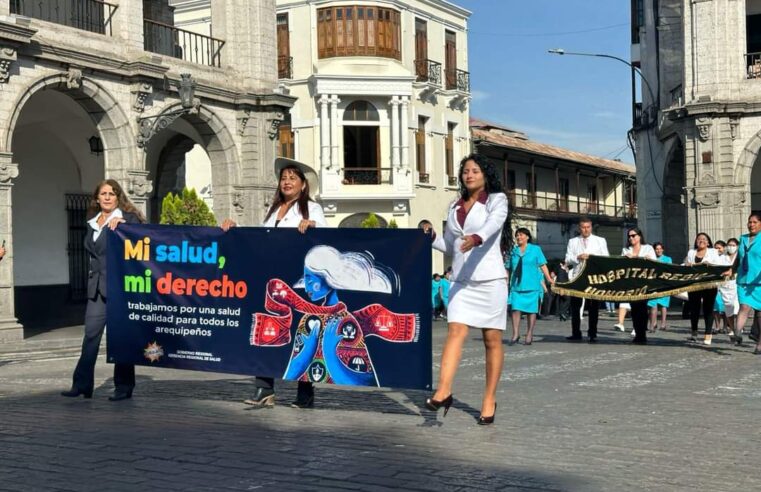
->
xmin=106 ymin=224 xmax=432 ymax=390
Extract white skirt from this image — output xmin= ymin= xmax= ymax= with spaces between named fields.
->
xmin=447 ymin=278 xmax=508 ymax=330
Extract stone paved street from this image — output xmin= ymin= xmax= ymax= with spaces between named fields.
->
xmin=1 ymin=315 xmax=760 ymax=491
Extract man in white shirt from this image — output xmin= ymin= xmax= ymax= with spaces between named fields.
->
xmin=564 ymin=217 xmax=610 ymax=343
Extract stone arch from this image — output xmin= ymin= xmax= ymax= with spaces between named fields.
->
xmin=661 ymin=135 xmax=688 ymax=257
xmin=140 ymin=102 xmax=240 ymax=221
xmin=734 ymin=129 xmax=761 ymax=185
xmin=3 ymin=72 xmax=137 ymax=174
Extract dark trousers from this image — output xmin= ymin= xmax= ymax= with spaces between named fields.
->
xmin=688 ymin=289 xmax=718 ymax=336
xmin=571 ymin=297 xmax=599 ymax=338
xmin=630 ymin=301 xmax=649 ymax=342
xmin=555 ymin=295 xmax=570 ymax=318
xmin=72 ymin=294 xmax=134 ymax=393
xmin=255 ymin=376 xmax=313 ymax=397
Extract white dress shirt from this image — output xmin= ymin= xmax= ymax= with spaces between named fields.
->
xmin=684 ymin=248 xmax=722 ymax=265
xmin=565 ymin=234 xmax=609 ymax=279
xmin=261 ymin=200 xmax=327 ymax=228
xmin=87 ymin=208 xmax=124 ymax=242
xmin=622 ymin=244 xmax=656 ymax=260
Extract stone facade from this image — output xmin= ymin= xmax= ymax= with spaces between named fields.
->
xmin=633 ymin=0 xmax=761 ymax=258
xmin=0 ymin=0 xmax=293 ymax=340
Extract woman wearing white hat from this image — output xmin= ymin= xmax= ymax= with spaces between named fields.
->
xmin=221 ymin=157 xmax=327 ymax=408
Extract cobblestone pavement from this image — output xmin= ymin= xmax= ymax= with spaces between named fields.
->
xmin=1 ymin=315 xmax=760 ymax=491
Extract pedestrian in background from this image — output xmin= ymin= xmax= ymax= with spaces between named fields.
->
xmin=730 ymin=213 xmax=761 ymax=353
xmin=432 ymin=273 xmax=443 ymax=320
xmin=647 ymin=242 xmax=672 ymax=332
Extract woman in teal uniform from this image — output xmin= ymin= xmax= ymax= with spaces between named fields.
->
xmin=507 ymin=228 xmax=553 ymax=345
xmin=647 ymin=242 xmax=672 ymax=332
xmin=731 ymin=212 xmax=761 ymax=354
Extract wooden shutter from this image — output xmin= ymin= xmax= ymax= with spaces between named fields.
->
xmin=445 ymin=30 xmax=456 ymax=89
xmin=416 ymin=116 xmax=427 ymax=176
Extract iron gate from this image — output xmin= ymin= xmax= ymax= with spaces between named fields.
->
xmin=66 ymin=193 xmax=90 ymax=301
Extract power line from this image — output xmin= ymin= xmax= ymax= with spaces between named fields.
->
xmin=470 ymin=22 xmax=628 ymax=38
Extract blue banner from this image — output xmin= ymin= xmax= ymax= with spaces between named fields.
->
xmin=105 ymin=224 xmax=432 ymax=390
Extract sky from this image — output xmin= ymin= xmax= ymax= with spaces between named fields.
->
xmin=456 ymin=0 xmax=634 ymax=163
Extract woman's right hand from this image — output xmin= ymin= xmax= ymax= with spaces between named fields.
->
xmin=220 ymin=218 xmax=236 ymax=232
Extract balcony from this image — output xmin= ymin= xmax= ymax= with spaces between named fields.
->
xmin=747 ymin=52 xmax=761 ymax=79
xmin=10 ymin=0 xmax=117 ymax=36
xmin=445 ymin=68 xmax=470 ymax=92
xmin=342 ymin=167 xmax=393 ymax=185
xmin=278 ymin=55 xmax=293 ymax=79
xmin=144 ymin=19 xmax=225 ymax=68
xmin=417 ymin=172 xmax=430 ymax=184
xmin=510 ymin=191 xmax=635 ymax=220
xmin=414 ymin=59 xmax=442 ymax=86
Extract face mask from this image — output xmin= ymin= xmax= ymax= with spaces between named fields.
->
xmin=726 ymin=245 xmax=737 ymax=255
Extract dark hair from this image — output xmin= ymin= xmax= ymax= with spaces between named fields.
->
xmin=627 ymin=227 xmax=646 ymax=245
xmin=515 ymin=227 xmax=532 ymax=243
xmin=714 ymin=240 xmax=726 ymax=248
xmin=652 ymin=241 xmax=664 ymax=251
xmin=579 ymin=216 xmax=593 ymax=225
xmin=693 ymin=232 xmax=713 ymax=249
xmin=265 ymin=164 xmax=312 ymax=222
xmin=433 ymin=273 xmax=441 ymax=280
xmin=88 ymin=179 xmax=146 ymax=222
xmin=727 ymin=237 xmax=739 ymax=246
xmin=749 ymin=211 xmax=761 ymax=222
xmin=457 ymin=153 xmax=512 ymax=254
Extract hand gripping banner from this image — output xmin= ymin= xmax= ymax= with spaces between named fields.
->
xmin=106 ymin=224 xmax=432 ymax=389
xmin=552 ymin=255 xmax=729 ymax=302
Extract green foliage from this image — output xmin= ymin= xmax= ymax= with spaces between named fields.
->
xmin=360 ymin=213 xmax=381 ymax=228
xmin=388 ymin=219 xmax=399 ymax=229
xmin=160 ymin=188 xmax=217 ymax=226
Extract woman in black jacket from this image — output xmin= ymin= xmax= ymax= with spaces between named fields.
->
xmin=61 ymin=179 xmax=145 ymax=401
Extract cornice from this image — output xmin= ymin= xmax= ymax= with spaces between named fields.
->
xmin=0 ymin=18 xmax=37 ymax=45
xmin=667 ymin=100 xmax=761 ymax=119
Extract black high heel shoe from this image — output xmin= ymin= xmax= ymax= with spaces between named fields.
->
xmin=477 ymin=402 xmax=497 ymax=425
xmin=108 ymin=389 xmax=133 ymax=401
xmin=61 ymin=388 xmax=93 ymax=399
xmin=425 ymin=394 xmax=453 ymax=416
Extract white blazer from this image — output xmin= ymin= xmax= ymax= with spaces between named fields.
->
xmin=684 ymin=248 xmax=721 ymax=265
xmin=565 ymin=234 xmax=609 ymax=279
xmin=432 ymin=192 xmax=508 ymax=282
xmin=261 ymin=200 xmax=327 ymax=228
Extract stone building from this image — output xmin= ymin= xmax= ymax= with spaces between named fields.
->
xmin=0 ymin=0 xmax=293 ymax=340
xmin=473 ymin=118 xmax=637 ymax=260
xmin=631 ymin=0 xmax=761 ymax=257
xmin=171 ymin=0 xmax=472 ymax=273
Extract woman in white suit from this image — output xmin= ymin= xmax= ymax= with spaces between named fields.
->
xmin=221 ymin=158 xmax=327 ymax=408
xmin=684 ymin=232 xmax=722 ymax=345
xmin=422 ymin=153 xmax=509 ymax=425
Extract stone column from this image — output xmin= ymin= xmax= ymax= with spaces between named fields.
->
xmin=390 ymin=96 xmax=400 ymax=168
xmin=112 ymin=0 xmax=145 ymax=52
xmin=0 ymin=152 xmax=22 ymax=341
xmin=0 ymin=1 xmax=10 ymax=16
xmin=330 ymin=95 xmax=340 ymax=169
xmin=400 ymin=96 xmax=410 ymax=169
xmin=319 ymin=94 xmax=331 ymax=170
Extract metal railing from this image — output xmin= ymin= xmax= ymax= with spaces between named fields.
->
xmin=414 ymin=58 xmax=441 ymax=86
xmin=144 ymin=19 xmax=225 ymax=68
xmin=510 ymin=190 xmax=636 ymax=219
xmin=278 ymin=55 xmax=293 ymax=79
xmin=342 ymin=167 xmax=392 ymax=185
xmin=747 ymin=52 xmax=761 ymax=79
xmin=445 ymin=68 xmax=470 ymax=92
xmin=11 ymin=0 xmax=117 ymax=35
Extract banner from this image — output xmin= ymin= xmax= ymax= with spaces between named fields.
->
xmin=552 ymin=255 xmax=729 ymax=301
xmin=106 ymin=224 xmax=432 ymax=390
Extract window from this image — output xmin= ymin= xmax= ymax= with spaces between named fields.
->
xmin=277 ymin=14 xmax=291 ymax=79
xmin=587 ymin=184 xmax=598 ymax=213
xmin=416 ymin=116 xmax=428 ymax=182
xmin=506 ymin=169 xmax=516 ymax=205
xmin=559 ymin=178 xmax=570 ymax=211
xmin=343 ymin=100 xmax=379 ymax=121
xmin=277 ymin=115 xmax=294 ymax=159
xmin=747 ymin=1 xmax=761 ymax=77
xmin=317 ymin=6 xmax=401 ymax=59
xmin=631 ymin=0 xmax=644 ymax=44
xmin=415 ymin=19 xmax=428 ymax=80
xmin=445 ymin=30 xmax=457 ymax=89
xmin=525 ymin=172 xmax=537 ymax=207
xmin=445 ymin=123 xmax=456 ymax=185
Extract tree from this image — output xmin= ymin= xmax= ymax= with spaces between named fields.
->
xmin=360 ymin=213 xmax=381 ymax=228
xmin=388 ymin=219 xmax=399 ymax=229
xmin=160 ymin=188 xmax=217 ymax=226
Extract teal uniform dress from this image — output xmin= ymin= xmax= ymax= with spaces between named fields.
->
xmin=432 ymin=279 xmax=442 ymax=309
xmin=440 ymin=278 xmax=450 ymax=309
xmin=506 ymin=243 xmax=547 ymax=314
xmin=736 ymin=234 xmax=761 ymax=310
xmin=647 ymin=255 xmax=672 ymax=308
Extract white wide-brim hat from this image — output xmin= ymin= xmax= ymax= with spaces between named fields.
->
xmin=274 ymin=157 xmax=319 ymax=193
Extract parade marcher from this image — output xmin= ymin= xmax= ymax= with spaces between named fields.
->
xmin=622 ymin=227 xmax=656 ymax=344
xmin=555 ymin=262 xmax=570 ymax=321
xmin=506 ymin=228 xmax=553 ymax=345
xmin=717 ymin=238 xmax=740 ymax=338
xmin=221 ymin=158 xmax=327 ymax=408
xmin=730 ymin=213 xmax=761 ymax=353
xmin=61 ymin=179 xmax=145 ymax=401
xmin=684 ymin=232 xmax=721 ymax=345
xmin=422 ymin=153 xmax=509 ymax=425
xmin=614 ymin=303 xmax=630 ymax=333
xmin=647 ymin=242 xmax=672 ymax=332
xmin=712 ymin=241 xmax=728 ymax=334
xmin=440 ymin=270 xmax=451 ymax=319
xmin=432 ymin=273 xmax=443 ymax=320
xmin=564 ymin=217 xmax=609 ymax=343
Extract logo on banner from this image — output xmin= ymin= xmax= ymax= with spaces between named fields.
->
xmin=143 ymin=341 xmax=164 ymax=362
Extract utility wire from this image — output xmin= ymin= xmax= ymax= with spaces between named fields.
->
xmin=470 ymin=22 xmax=628 ymax=38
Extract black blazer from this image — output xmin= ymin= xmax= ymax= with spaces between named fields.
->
xmin=85 ymin=211 xmax=140 ymax=300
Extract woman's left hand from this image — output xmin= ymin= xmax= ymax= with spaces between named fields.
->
xmin=460 ymin=235 xmax=477 ymax=253
xmin=107 ymin=217 xmax=126 ymax=230
xmin=298 ymin=219 xmax=316 ymax=234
